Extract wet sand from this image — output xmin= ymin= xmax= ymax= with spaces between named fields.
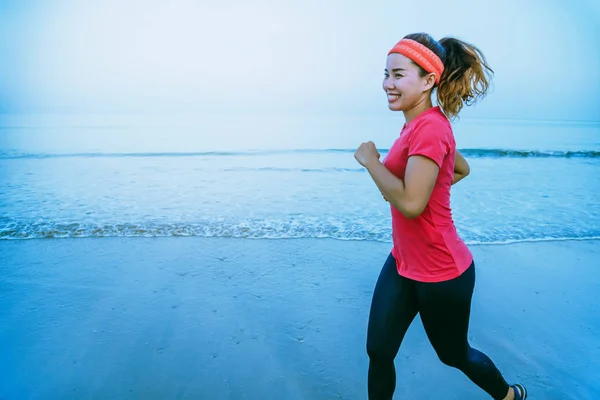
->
xmin=0 ymin=237 xmax=598 ymax=399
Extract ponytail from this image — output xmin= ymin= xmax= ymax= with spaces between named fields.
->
xmin=401 ymin=33 xmax=494 ymax=120
xmin=436 ymin=37 xmax=493 ymax=120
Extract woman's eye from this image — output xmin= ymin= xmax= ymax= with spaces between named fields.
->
xmin=395 ymin=74 xmax=403 ymax=79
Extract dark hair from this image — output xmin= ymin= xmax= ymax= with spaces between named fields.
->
xmin=403 ymin=33 xmax=493 ymax=120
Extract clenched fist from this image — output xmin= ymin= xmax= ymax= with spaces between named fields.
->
xmin=354 ymin=141 xmax=380 ymax=168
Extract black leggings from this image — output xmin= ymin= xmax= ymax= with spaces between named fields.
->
xmin=366 ymin=253 xmax=510 ymax=399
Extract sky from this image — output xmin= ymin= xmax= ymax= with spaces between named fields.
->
xmin=1 ymin=0 xmax=599 ymax=121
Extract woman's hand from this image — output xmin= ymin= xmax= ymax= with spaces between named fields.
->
xmin=354 ymin=141 xmax=380 ymax=168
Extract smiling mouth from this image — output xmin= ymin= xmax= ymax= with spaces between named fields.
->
xmin=387 ymin=94 xmax=400 ymax=102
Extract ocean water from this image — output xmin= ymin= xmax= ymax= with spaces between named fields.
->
xmin=1 ymin=114 xmax=599 ymax=244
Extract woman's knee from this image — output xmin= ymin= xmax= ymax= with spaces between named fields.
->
xmin=366 ymin=335 xmax=384 ymax=360
xmin=366 ymin=333 xmax=395 ymax=361
xmin=436 ymin=348 xmax=467 ymax=369
xmin=436 ymin=345 xmax=483 ymax=369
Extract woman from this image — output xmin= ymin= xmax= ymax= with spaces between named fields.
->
xmin=354 ymin=33 xmax=527 ymax=400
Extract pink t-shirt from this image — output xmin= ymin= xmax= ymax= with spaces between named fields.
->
xmin=382 ymin=106 xmax=472 ymax=282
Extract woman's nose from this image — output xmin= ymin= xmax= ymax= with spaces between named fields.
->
xmin=383 ymin=77 xmax=394 ymax=91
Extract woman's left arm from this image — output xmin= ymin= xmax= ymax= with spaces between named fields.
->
xmin=452 ymin=150 xmax=470 ymax=185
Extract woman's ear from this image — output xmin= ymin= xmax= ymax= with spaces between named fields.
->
xmin=422 ymin=73 xmax=436 ymax=92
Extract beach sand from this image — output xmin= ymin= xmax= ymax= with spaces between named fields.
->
xmin=0 ymin=237 xmax=598 ymax=399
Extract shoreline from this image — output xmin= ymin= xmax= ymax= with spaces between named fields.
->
xmin=1 ymin=235 xmax=600 ymax=246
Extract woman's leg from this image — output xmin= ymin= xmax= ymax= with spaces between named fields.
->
xmin=366 ymin=253 xmax=418 ymax=400
xmin=416 ymin=262 xmax=512 ymax=400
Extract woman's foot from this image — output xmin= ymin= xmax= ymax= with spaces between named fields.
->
xmin=511 ymin=383 xmax=527 ymax=400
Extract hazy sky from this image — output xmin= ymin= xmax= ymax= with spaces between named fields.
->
xmin=1 ymin=0 xmax=599 ymax=121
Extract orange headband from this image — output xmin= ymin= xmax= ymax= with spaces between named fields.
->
xmin=388 ymin=39 xmax=444 ymax=84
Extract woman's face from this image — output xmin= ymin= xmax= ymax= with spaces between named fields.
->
xmin=382 ymin=53 xmax=433 ymax=112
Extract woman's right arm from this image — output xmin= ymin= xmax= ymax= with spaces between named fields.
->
xmin=452 ymin=150 xmax=470 ymax=185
